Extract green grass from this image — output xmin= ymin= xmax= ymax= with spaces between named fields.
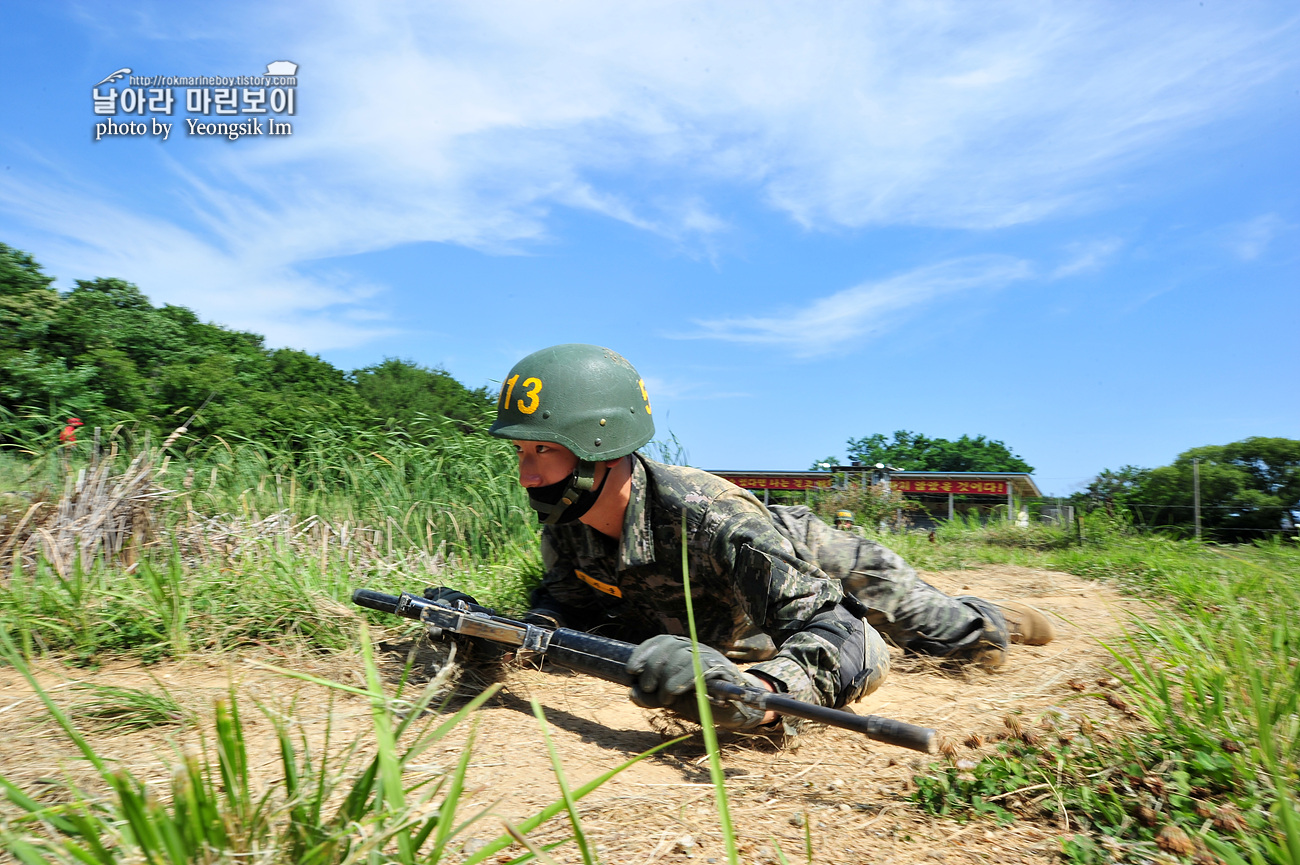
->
xmin=2 ymin=420 xmax=538 ymax=567
xmin=897 ymin=516 xmax=1300 ymax=864
xmin=70 ymin=681 xmax=193 ymax=731
xmin=5 ymin=433 xmax=1298 ymax=861
xmin=0 ymin=546 xmax=542 ymax=664
xmin=0 ymin=625 xmax=678 ymax=864
xmin=0 ymin=425 xmax=544 ymax=664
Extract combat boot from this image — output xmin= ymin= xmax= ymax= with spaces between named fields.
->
xmin=994 ymin=601 xmax=1055 ymax=645
xmin=968 ymin=646 xmax=1007 ymax=669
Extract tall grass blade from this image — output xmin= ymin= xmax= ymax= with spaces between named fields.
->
xmin=427 ymin=722 xmax=478 ymax=863
xmin=680 ymin=511 xmax=741 ymax=865
xmin=502 ymin=818 xmax=566 ymax=865
xmin=531 ymin=697 xmax=598 ymax=865
xmin=459 ymin=735 xmax=686 ymax=865
xmin=0 ymin=629 xmax=106 ymax=773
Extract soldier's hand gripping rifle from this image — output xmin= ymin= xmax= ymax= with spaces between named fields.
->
xmin=352 ymin=588 xmax=936 ymax=754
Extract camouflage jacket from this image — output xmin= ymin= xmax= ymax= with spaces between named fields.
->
xmin=530 ymin=455 xmax=865 ymax=707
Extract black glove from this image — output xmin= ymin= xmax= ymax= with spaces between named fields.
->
xmin=626 ymin=634 xmax=769 ymax=731
xmin=422 ymin=586 xmax=493 ymax=614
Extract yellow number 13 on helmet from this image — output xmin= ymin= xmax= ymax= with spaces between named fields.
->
xmin=500 ymin=374 xmax=543 ymax=414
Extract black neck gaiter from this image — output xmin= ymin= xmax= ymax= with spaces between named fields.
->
xmin=527 ymin=461 xmax=613 ymax=525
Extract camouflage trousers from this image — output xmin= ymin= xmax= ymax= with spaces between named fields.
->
xmin=767 ymin=506 xmax=1008 ymax=661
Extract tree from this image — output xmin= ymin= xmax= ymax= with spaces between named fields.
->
xmin=0 ymin=242 xmax=60 ymax=351
xmin=844 ymin=430 xmax=1033 ymax=473
xmin=351 ymin=359 xmax=495 ymax=432
xmin=0 ymin=244 xmax=88 ymax=418
xmin=1078 ymin=465 xmax=1150 ymax=512
xmin=1110 ymin=438 xmax=1300 ymax=541
xmin=0 ymin=242 xmax=494 ymax=447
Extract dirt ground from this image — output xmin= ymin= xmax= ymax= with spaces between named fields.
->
xmin=0 ymin=565 xmax=1143 ymax=864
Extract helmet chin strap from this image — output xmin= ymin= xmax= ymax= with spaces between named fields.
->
xmin=528 ymin=460 xmax=614 ymax=525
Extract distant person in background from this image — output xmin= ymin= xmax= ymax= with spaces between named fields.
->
xmin=58 ymin=417 xmax=83 ymax=471
xmin=58 ymin=417 xmax=83 ymax=448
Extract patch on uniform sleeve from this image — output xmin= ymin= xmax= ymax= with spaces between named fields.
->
xmin=574 ymin=569 xmax=623 ymax=598
xmin=738 ymin=544 xmax=839 ymax=630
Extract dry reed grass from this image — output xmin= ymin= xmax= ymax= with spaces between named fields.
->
xmin=0 ymin=445 xmax=455 ymax=582
xmin=0 ymin=442 xmax=171 ymax=576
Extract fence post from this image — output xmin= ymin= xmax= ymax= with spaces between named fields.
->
xmin=1193 ymin=458 xmax=1202 ymax=541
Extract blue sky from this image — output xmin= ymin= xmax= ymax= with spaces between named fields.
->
xmin=1 ymin=2 xmax=1295 ymax=494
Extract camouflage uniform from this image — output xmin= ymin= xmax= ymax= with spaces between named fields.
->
xmin=529 ymin=455 xmax=891 ymax=709
xmin=767 ymin=505 xmax=1009 ymax=660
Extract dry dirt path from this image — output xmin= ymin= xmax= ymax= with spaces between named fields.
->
xmin=0 ymin=565 xmax=1142 ymax=864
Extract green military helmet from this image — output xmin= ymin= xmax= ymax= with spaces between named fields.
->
xmin=489 ymin=344 xmax=655 ymax=461
xmin=835 ymin=510 xmax=854 ymax=524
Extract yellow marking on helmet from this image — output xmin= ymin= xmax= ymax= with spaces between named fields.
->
xmin=638 ymin=379 xmax=652 ymax=414
xmin=574 ymin=569 xmax=622 ymax=598
xmin=501 ymin=374 xmax=519 ymax=409
xmin=517 ymin=377 xmax=542 ymax=414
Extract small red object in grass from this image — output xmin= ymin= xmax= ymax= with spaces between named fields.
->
xmin=59 ymin=418 xmax=84 ymax=444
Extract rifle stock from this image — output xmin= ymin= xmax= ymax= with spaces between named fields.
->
xmin=352 ymin=588 xmax=936 ymax=754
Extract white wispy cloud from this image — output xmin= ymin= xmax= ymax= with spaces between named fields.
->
xmin=677 ymin=255 xmax=1033 ymax=355
xmin=262 ymin=1 xmax=1294 ymax=234
xmin=2 ymin=1 xmax=1293 ymax=350
xmin=0 ymin=175 xmax=396 ymax=351
xmin=639 ymin=374 xmax=751 ymax=402
xmin=1051 ymin=238 xmax=1124 ymax=278
xmin=1222 ymin=213 xmax=1294 ymax=261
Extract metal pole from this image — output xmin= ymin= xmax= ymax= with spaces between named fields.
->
xmin=948 ymin=491 xmax=954 ymax=521
xmin=1006 ymin=481 xmax=1013 ymax=523
xmin=1193 ymin=458 xmax=1201 ymax=541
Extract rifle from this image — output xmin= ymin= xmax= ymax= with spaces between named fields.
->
xmin=352 ymin=589 xmax=937 ymax=754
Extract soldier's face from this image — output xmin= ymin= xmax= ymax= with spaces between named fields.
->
xmin=512 ymin=440 xmax=579 ymax=488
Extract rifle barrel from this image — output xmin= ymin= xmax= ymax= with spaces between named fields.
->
xmin=351 ymin=589 xmax=936 ymax=753
xmin=353 ymin=588 xmax=402 ymax=615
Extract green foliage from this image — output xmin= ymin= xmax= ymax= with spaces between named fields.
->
xmin=641 ymin=429 xmax=691 ymax=466
xmin=904 ymin=526 xmax=1300 ymax=864
xmin=0 ymin=420 xmax=541 ymax=665
xmin=352 ymin=358 xmax=495 ymax=433
xmin=844 ymin=430 xmax=1033 ymax=473
xmin=0 ymin=543 xmax=540 ymax=664
xmin=0 ymin=243 xmax=61 ymax=351
xmin=0 ymin=242 xmax=491 ymax=447
xmin=811 ymin=482 xmax=916 ymax=531
xmin=915 ymin=714 xmax=1273 ymax=861
xmin=70 ymin=681 xmax=193 ymax=731
xmin=1078 ymin=438 xmax=1300 ymax=541
xmin=177 ymin=420 xmax=537 ymax=564
xmin=0 ymin=626 xmax=673 ymax=864
xmin=1081 ymin=464 xmax=1149 ymax=506
xmin=942 ymin=510 xmax=1077 ymax=551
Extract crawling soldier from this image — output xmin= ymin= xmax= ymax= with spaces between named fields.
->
xmin=435 ymin=344 xmax=1051 ymax=732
